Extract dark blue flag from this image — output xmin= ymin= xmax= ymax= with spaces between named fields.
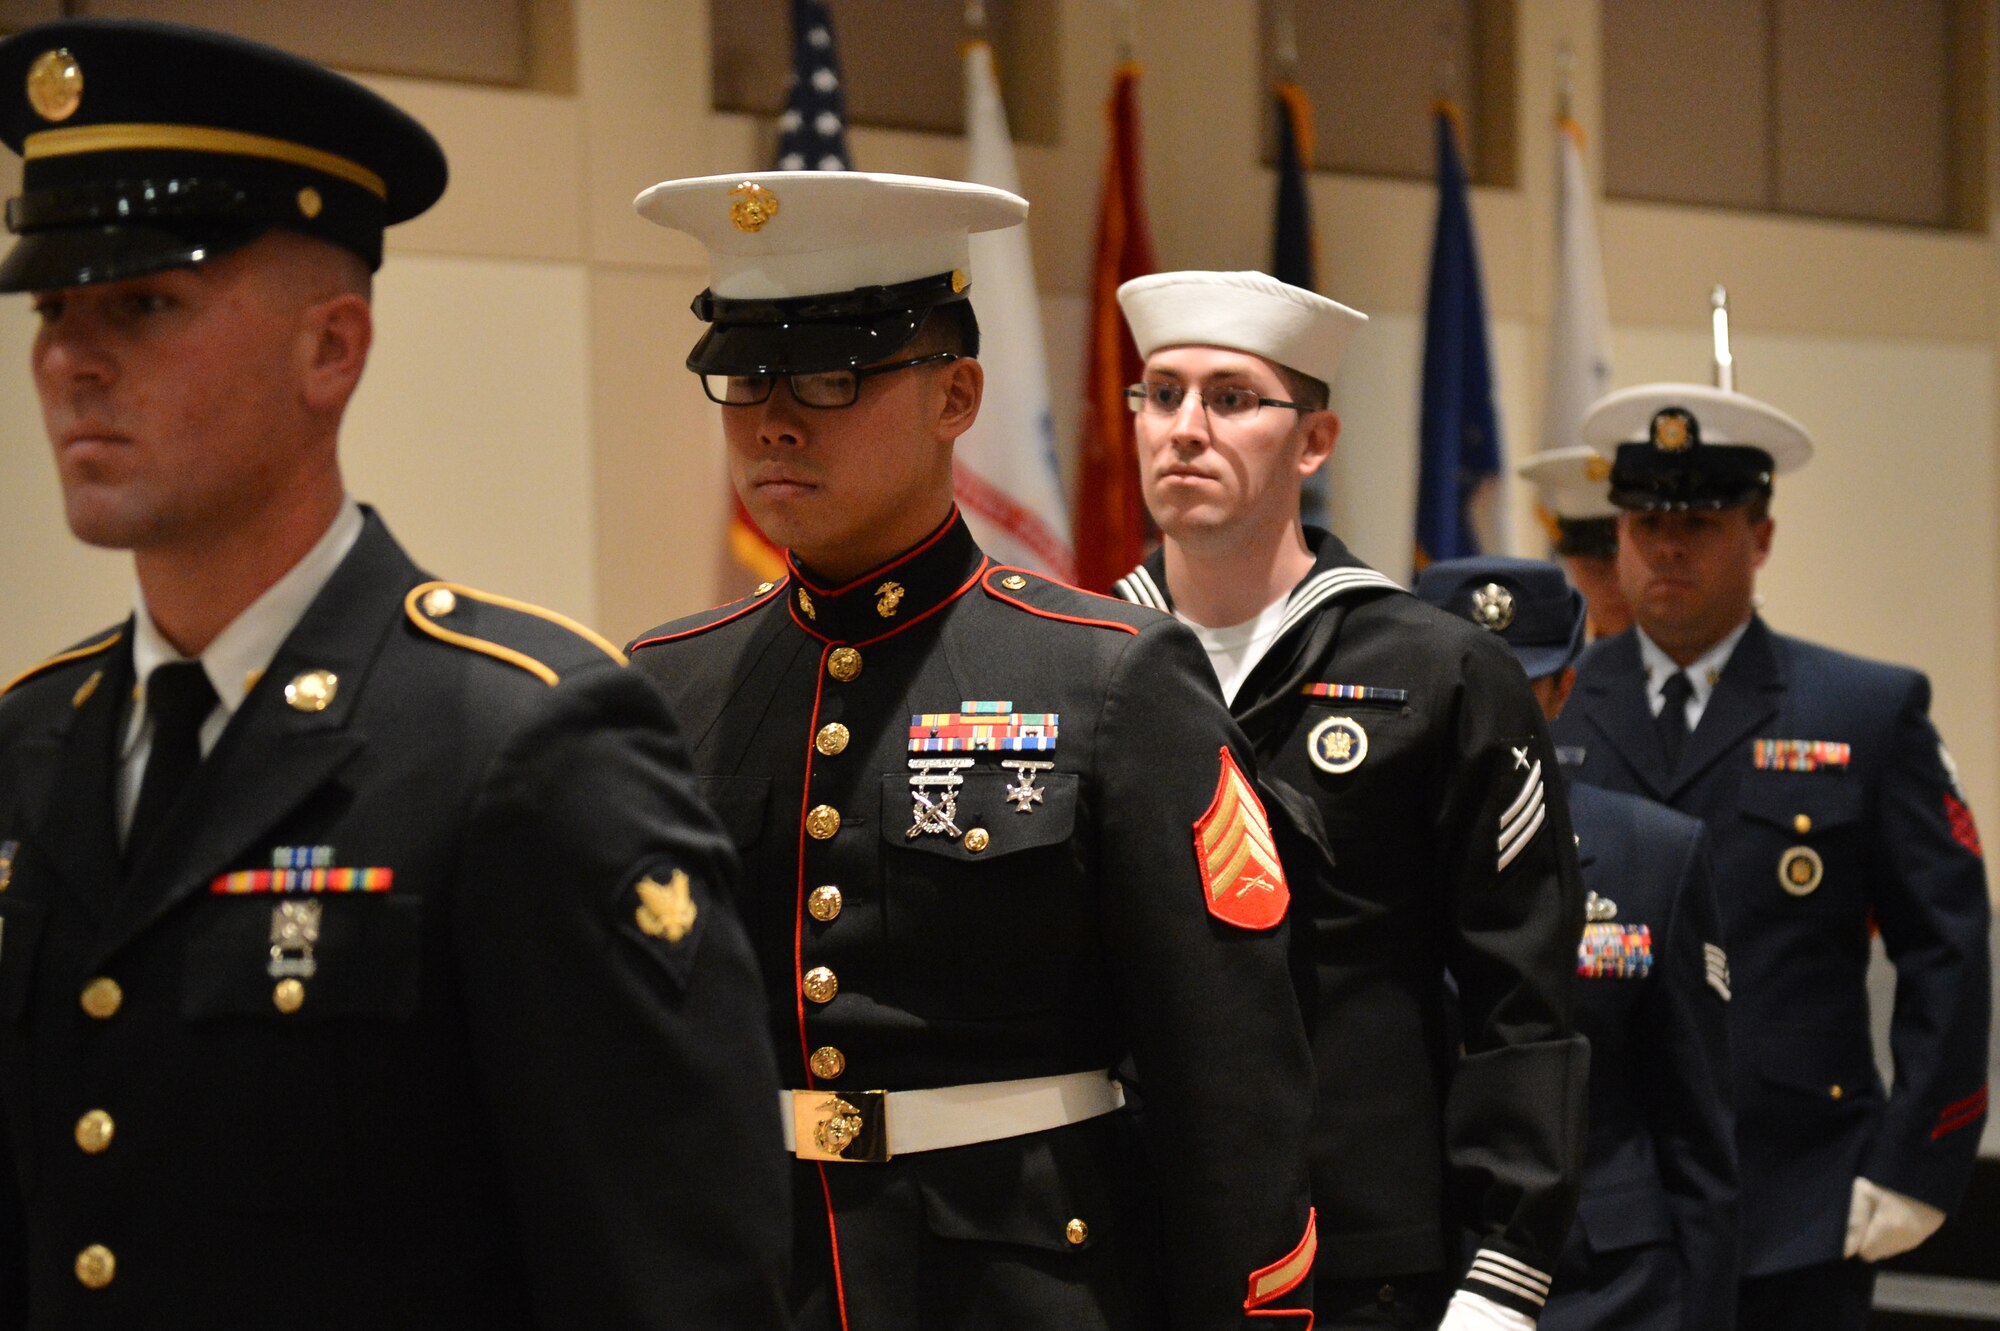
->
xmin=1269 ymin=82 xmax=1328 ymax=524
xmin=1415 ymin=107 xmax=1503 ymax=566
xmin=775 ymin=0 xmax=852 ymax=171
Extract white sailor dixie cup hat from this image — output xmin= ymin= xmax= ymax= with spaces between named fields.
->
xmin=1582 ymin=382 xmax=1814 ymax=512
xmin=1116 ymin=270 xmax=1368 ymax=389
xmin=633 ymin=170 xmax=1026 ymax=376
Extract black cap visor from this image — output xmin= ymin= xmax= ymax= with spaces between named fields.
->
xmin=1609 ymin=443 xmax=1775 ymax=512
xmin=687 ymin=306 xmax=931 ymax=376
xmin=0 ymin=218 xmax=263 ymax=293
xmin=1553 ymin=516 xmax=1618 ymax=558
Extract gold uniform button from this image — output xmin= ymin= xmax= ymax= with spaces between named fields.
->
xmin=808 ymin=885 xmax=843 ymax=922
xmin=755 ymin=581 xmax=775 ymax=596
xmin=803 ymin=967 xmax=838 ymax=1004
xmin=1065 ymin=1218 xmax=1089 ymax=1246
xmin=806 ymin=805 xmax=842 ymax=840
xmin=1829 ymin=1084 xmax=1844 ymax=1101
xmin=79 ymin=977 xmax=123 ymax=1020
xmin=74 ymin=1110 xmax=114 ymax=1155
xmin=1001 ymin=574 xmax=1028 ymax=591
xmin=1794 ymin=813 xmax=1812 ymax=835
xmin=963 ymin=827 xmax=990 ymax=853
xmin=816 ymin=723 xmax=851 ymax=756
xmin=422 ymin=586 xmax=457 ymax=617
xmin=827 ymin=647 xmax=863 ymax=682
xmin=273 ymin=978 xmax=306 ymax=1014
xmin=284 ymin=669 xmax=338 ymax=713
xmin=74 ymin=1244 xmax=114 ymax=1290
xmin=810 ymin=1046 xmax=847 ymax=1080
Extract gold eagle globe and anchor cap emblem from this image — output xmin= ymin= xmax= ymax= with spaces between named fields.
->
xmin=729 ymin=181 xmax=779 ymax=233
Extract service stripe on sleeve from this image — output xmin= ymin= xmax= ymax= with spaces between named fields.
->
xmin=1245 ymin=1209 xmax=1317 ymax=1309
xmin=1466 ymin=1249 xmax=1551 ymax=1308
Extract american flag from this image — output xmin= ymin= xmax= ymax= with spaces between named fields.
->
xmin=775 ymin=0 xmax=851 ymax=172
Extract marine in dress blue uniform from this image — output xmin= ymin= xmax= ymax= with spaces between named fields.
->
xmin=0 ymin=21 xmax=790 ymax=1327
xmin=624 ymin=175 xmax=1317 ymax=1330
xmin=1416 ymin=557 xmax=1738 ymax=1331
xmin=1110 ymin=272 xmax=1589 ymax=1331
xmin=1551 ymin=379 xmax=1992 ymax=1330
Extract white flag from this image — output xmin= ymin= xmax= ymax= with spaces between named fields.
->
xmin=1540 ymin=118 xmax=1613 ymax=458
xmin=955 ymin=40 xmax=1075 ymax=579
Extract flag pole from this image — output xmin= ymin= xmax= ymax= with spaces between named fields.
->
xmin=1711 ymin=286 xmax=1735 ymax=392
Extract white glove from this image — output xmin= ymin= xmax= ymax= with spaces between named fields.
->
xmin=1843 ymin=1176 xmax=1946 ymax=1262
xmin=1438 ymin=1290 xmax=1537 ymax=1331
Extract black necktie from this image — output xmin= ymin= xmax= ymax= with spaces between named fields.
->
xmin=126 ymin=661 xmax=217 ymax=867
xmin=1656 ymin=670 xmax=1694 ymax=769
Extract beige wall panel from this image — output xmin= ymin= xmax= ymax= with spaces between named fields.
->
xmin=1601 ymin=0 xmax=1770 ymax=209
xmin=361 ymin=74 xmax=588 ymax=262
xmin=342 ymin=253 xmax=599 ymax=626
xmin=589 ymin=263 xmax=730 ymax=644
xmin=1309 ymin=173 xmax=1533 ymax=319
xmin=0 ymin=302 xmax=131 ymax=684
xmin=1602 ymin=201 xmax=1992 ymax=340
xmin=1612 ymin=324 xmax=2000 ymax=846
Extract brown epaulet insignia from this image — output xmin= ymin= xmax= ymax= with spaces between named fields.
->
xmin=0 ymin=630 xmax=123 ymax=700
xmin=404 ymin=581 xmax=624 ymax=687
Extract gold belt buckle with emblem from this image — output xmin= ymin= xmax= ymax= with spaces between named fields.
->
xmin=792 ymin=1089 xmax=890 ymax=1163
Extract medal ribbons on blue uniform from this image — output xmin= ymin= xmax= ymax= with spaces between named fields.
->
xmin=211 ymin=867 xmax=393 ymax=894
xmin=1752 ymin=738 xmax=1851 ymax=771
xmin=909 ymin=701 xmax=1059 ymax=753
xmin=1577 ymin=922 xmax=1653 ymax=978
xmin=1300 ymin=683 xmax=1409 ymax=704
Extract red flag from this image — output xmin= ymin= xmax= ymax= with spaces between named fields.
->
xmin=1072 ymin=63 xmax=1156 ymax=593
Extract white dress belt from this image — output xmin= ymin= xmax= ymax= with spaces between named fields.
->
xmin=779 ymin=1070 xmax=1126 ymax=1161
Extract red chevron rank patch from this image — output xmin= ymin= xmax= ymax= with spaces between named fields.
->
xmin=1944 ymin=792 xmax=1983 ymax=857
xmin=1193 ymin=747 xmax=1289 ymax=930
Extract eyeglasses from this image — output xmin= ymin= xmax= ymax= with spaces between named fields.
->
xmin=703 ymin=351 xmax=960 ymax=409
xmin=1125 ymin=380 xmax=1308 ymax=421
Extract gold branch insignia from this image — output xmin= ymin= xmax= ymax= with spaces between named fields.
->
xmin=635 ymin=870 xmax=698 ymax=943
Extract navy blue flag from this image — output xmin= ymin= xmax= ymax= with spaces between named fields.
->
xmin=775 ymin=0 xmax=852 ymax=171
xmin=1415 ymin=106 xmax=1504 ymax=567
xmin=1269 ymin=83 xmax=1328 ymax=524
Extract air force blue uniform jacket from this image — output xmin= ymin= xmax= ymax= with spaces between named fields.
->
xmin=1552 ymin=617 xmax=1991 ymax=1277
xmin=1545 ymin=779 xmax=1737 ymax=1331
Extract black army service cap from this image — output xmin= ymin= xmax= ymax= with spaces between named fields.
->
xmin=1413 ymin=556 xmax=1586 ymax=683
xmin=633 ymin=170 xmax=1026 ymax=375
xmin=1582 ymin=383 xmax=1813 ymax=512
xmin=0 ymin=18 xmax=446 ymax=293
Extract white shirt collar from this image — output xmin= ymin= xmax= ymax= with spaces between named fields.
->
xmin=1177 ymin=592 xmax=1292 ymax=706
xmin=124 ymin=499 xmax=366 ymax=757
xmin=1635 ymin=617 xmax=1751 ymax=727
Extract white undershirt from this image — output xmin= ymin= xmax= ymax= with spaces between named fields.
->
xmin=118 ymin=498 xmax=365 ymax=841
xmin=1177 ymin=593 xmax=1292 ymax=706
xmin=1635 ymin=618 xmax=1751 ymax=732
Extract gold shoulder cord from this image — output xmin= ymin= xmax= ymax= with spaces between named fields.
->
xmin=0 ymin=631 xmax=123 ymax=699
xmin=403 ymin=582 xmax=625 ymax=688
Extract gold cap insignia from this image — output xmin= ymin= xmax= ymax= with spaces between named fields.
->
xmin=1470 ymin=583 xmax=1515 ymax=632
xmin=26 ymin=49 xmax=82 ymax=123
xmin=730 ymin=181 xmax=780 ymax=233
xmin=635 ymin=869 xmax=699 ymax=943
xmin=797 ymin=587 xmax=817 ymax=620
xmin=1652 ymin=409 xmax=1694 ymax=452
xmin=875 ymin=581 xmax=905 ymax=618
xmin=950 ymin=269 xmax=970 ymax=293
xmin=284 ymin=669 xmax=339 ymax=713
xmin=1585 ymin=455 xmax=1611 ymax=482
xmin=296 ymin=187 xmax=323 ymax=219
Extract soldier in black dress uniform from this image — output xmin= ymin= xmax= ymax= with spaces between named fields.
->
xmin=1554 ymin=379 xmax=1991 ymax=1330
xmin=624 ymin=171 xmax=1319 ymax=1331
xmin=1109 ymin=270 xmax=1588 ymax=1331
xmin=1416 ymin=556 xmax=1738 ymax=1331
xmin=0 ymin=20 xmax=789 ymax=1327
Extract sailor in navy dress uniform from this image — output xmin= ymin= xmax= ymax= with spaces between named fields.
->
xmin=1108 ymin=271 xmax=1589 ymax=1331
xmin=0 ymin=20 xmax=789 ymax=1327
xmin=1551 ymin=378 xmax=1992 ymax=1330
xmin=624 ymin=174 xmax=1318 ymax=1330
xmin=1415 ymin=557 xmax=1738 ymax=1331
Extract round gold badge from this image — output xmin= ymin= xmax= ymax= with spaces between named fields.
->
xmin=1652 ymin=410 xmax=1693 ymax=453
xmin=421 ymin=586 xmax=457 ymax=617
xmin=1778 ymin=845 xmax=1824 ymax=897
xmin=1000 ymin=574 xmax=1027 ymax=590
xmin=1585 ymin=455 xmax=1611 ymax=482
xmin=815 ymin=723 xmax=850 ymax=756
xmin=802 ymin=966 xmax=838 ymax=1004
xmin=272 ymin=978 xmax=307 ymax=1014
xmin=807 ymin=884 xmax=843 ymax=922
xmin=962 ymin=827 xmax=990 ymax=853
xmin=1307 ymin=715 xmax=1368 ymax=775
xmin=827 ymin=647 xmax=862 ymax=682
xmin=284 ymin=670 xmax=339 ymax=713
xmin=729 ymin=181 xmax=780 ymax=233
xmin=806 ymin=805 xmax=841 ymax=840
xmin=27 ymin=49 xmax=83 ymax=123
xmin=810 ymin=1046 xmax=846 ymax=1080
